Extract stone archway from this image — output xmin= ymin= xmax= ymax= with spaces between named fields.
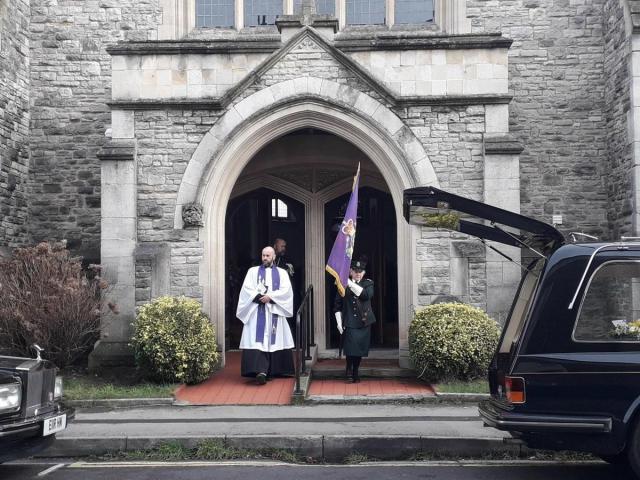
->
xmin=177 ymin=78 xmax=439 ymax=366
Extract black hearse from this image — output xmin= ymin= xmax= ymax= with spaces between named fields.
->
xmin=0 ymin=348 xmax=74 ymax=463
xmin=403 ymin=186 xmax=640 ymax=476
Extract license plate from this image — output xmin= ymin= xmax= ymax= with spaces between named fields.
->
xmin=43 ymin=414 xmax=66 ymax=436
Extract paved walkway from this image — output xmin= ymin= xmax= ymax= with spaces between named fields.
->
xmin=174 ymin=352 xmax=294 ymax=405
xmin=175 ymin=352 xmax=434 ymax=405
xmin=309 ymin=378 xmax=434 ymax=397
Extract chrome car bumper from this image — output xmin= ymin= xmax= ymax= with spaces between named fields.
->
xmin=0 ymin=404 xmax=75 ymax=439
xmin=479 ymin=399 xmax=612 ymax=434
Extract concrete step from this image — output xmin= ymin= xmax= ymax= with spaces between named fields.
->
xmin=312 ymin=367 xmax=416 ymax=379
xmin=311 ymin=360 xmax=416 ymax=379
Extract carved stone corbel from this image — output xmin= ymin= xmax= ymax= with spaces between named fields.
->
xmin=182 ymin=202 xmax=204 ymax=228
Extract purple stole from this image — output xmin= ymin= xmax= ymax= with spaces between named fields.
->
xmin=256 ymin=265 xmax=280 ymax=345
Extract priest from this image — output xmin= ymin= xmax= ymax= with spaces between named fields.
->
xmin=236 ymin=246 xmax=295 ymax=384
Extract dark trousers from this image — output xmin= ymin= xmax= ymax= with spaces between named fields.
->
xmin=345 ymin=355 xmax=362 ymax=380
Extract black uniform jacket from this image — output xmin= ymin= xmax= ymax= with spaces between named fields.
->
xmin=333 ymin=278 xmax=376 ymax=328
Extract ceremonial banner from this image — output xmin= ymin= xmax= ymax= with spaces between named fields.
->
xmin=326 ymin=163 xmax=360 ymax=297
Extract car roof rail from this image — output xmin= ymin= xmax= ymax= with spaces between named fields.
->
xmin=568 ymin=241 xmax=640 ymax=310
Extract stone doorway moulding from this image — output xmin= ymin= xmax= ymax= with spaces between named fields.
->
xmin=174 ymin=78 xmax=439 ymax=367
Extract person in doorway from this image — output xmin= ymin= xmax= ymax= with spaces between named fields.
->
xmin=273 ymin=238 xmax=295 ymax=278
xmin=333 ymin=257 xmax=376 ymax=383
xmin=236 ymin=246 xmax=295 ymax=384
xmin=273 ymin=237 xmax=301 ymax=333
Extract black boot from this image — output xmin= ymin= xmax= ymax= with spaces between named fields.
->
xmin=352 ymin=356 xmax=361 ymax=383
xmin=345 ymin=356 xmax=353 ymax=382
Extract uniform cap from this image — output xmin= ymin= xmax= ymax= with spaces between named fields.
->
xmin=351 ymin=259 xmax=367 ymax=271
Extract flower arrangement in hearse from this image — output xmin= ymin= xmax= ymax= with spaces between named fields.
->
xmin=611 ymin=319 xmax=640 ymax=339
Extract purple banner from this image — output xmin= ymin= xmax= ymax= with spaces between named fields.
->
xmin=325 ymin=164 xmax=360 ymax=297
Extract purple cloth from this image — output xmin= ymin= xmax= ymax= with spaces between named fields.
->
xmin=325 ymin=164 xmax=360 ymax=297
xmin=256 ymin=265 xmax=280 ymax=344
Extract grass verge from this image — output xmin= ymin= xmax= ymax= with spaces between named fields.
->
xmin=432 ymin=379 xmax=489 ymax=394
xmin=98 ymin=440 xmax=312 ymax=464
xmin=62 ymin=368 xmax=178 ymax=400
xmin=91 ymin=441 xmax=599 ymax=465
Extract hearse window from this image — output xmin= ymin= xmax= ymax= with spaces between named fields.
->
xmin=574 ymin=261 xmax=640 ymax=342
xmin=499 ymin=258 xmax=545 ymax=354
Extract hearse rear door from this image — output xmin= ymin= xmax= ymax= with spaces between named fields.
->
xmin=403 ymin=186 xmax=565 ymax=400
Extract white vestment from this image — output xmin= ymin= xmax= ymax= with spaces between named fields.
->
xmin=236 ymin=265 xmax=295 ymax=352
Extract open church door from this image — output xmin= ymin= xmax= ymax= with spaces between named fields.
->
xmin=225 ymin=188 xmax=305 ymax=351
xmin=324 ymin=186 xmax=398 ymax=351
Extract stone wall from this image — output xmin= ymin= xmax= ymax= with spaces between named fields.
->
xmin=348 ymin=49 xmax=508 ymax=96
xmin=467 ymin=0 xmax=610 ymax=238
xmin=603 ymin=0 xmax=633 ymax=238
xmin=27 ymin=0 xmax=161 ymax=262
xmin=0 ymin=0 xmax=30 ymax=250
xmin=134 ymin=108 xmax=217 ymax=303
xmin=129 ymin=49 xmax=489 ymax=312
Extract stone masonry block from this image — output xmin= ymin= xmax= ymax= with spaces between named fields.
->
xmin=212 ymin=107 xmax=243 ymax=140
xmin=485 ymin=105 xmax=508 ymax=134
xmin=319 ymin=78 xmax=340 ymax=99
xmin=111 ymin=110 xmax=135 ymax=139
xmin=269 ymin=79 xmax=296 ymax=102
xmin=234 ymin=87 xmax=275 ymax=119
xmin=101 ymin=184 xmax=136 ymax=218
xmin=372 ymin=105 xmax=404 ymax=136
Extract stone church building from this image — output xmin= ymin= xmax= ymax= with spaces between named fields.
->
xmin=1 ymin=0 xmax=639 ymax=368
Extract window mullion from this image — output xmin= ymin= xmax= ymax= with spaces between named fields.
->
xmin=338 ymin=0 xmax=345 ymax=29
xmin=236 ymin=0 xmax=244 ymax=29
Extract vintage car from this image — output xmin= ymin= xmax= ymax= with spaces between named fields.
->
xmin=0 ymin=347 xmax=74 ymax=463
xmin=403 ymin=186 xmax=640 ymax=477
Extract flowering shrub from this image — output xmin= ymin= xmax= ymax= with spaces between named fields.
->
xmin=421 ymin=212 xmax=461 ymax=230
xmin=131 ymin=296 xmax=219 ymax=384
xmin=409 ymin=303 xmax=500 ymax=382
xmin=0 ymin=242 xmax=110 ymax=367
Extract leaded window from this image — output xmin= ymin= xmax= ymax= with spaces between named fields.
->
xmin=292 ymin=0 xmax=335 ymax=15
xmin=346 ymin=0 xmax=385 ymax=25
xmin=196 ymin=0 xmax=235 ymax=27
xmin=244 ymin=0 xmax=283 ymax=26
xmin=394 ymin=0 xmax=433 ymax=24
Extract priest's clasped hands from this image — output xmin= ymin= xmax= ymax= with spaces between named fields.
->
xmin=259 ymin=295 xmax=272 ymax=304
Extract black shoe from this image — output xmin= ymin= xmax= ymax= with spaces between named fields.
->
xmin=256 ymin=373 xmax=267 ymax=385
xmin=353 ymin=377 xmax=361 ymax=384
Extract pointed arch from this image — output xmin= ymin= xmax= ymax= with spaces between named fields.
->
xmin=177 ymin=79 xmax=439 ymax=363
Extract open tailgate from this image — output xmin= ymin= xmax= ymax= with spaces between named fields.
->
xmin=403 ymin=186 xmax=564 ymax=255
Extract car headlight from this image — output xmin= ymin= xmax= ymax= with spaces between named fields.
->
xmin=54 ymin=376 xmax=63 ymax=400
xmin=0 ymin=382 xmax=21 ymax=412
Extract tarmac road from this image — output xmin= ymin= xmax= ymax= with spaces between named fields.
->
xmin=1 ymin=460 xmax=636 ymax=480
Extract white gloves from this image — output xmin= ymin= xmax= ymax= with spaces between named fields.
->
xmin=335 ymin=312 xmax=344 ymax=334
xmin=348 ymin=279 xmax=363 ymax=297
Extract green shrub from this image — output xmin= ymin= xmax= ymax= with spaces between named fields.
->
xmin=409 ymin=303 xmax=500 ymax=382
xmin=131 ymin=296 xmax=219 ymax=384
